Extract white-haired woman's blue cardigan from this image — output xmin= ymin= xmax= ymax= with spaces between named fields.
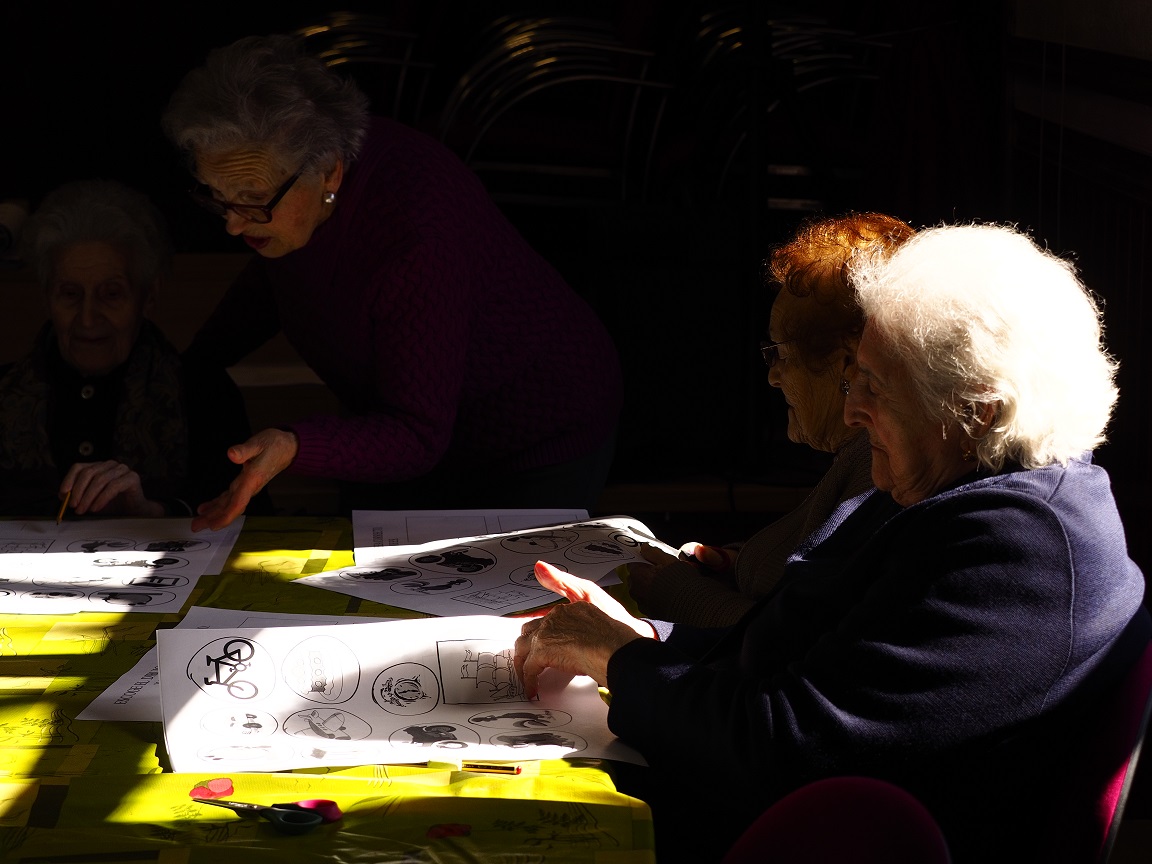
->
xmin=607 ymin=454 xmax=1150 ymax=863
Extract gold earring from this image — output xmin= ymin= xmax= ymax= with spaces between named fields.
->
xmin=961 ymin=440 xmax=976 ymax=462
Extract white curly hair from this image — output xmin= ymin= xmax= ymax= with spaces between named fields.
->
xmin=849 ymin=222 xmax=1118 ymax=470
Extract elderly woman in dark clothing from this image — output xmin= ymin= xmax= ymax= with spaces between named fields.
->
xmin=0 ymin=179 xmax=256 ymax=518
xmin=161 ymin=34 xmax=622 ymax=531
xmin=514 ymin=223 xmax=1150 ymax=863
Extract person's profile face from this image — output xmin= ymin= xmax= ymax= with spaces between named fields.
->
xmin=766 ymin=290 xmax=853 ymax=453
xmin=48 ymin=241 xmax=149 ymax=377
xmin=844 ymin=323 xmax=962 ymax=506
xmin=194 ymin=149 xmax=336 ymax=259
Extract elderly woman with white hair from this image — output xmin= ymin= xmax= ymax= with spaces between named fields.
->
xmin=512 ymin=223 xmax=1150 ymax=863
xmin=0 ymin=179 xmax=258 ymax=519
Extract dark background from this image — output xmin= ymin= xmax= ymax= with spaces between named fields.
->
xmin=2 ymin=1 xmax=1150 ymax=581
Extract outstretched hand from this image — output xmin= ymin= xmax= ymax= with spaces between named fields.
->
xmin=514 ymin=562 xmax=653 ymax=699
xmin=191 ymin=428 xmax=298 ymax=532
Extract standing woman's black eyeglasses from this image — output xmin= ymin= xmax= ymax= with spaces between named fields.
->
xmin=188 ymin=170 xmax=302 ymax=224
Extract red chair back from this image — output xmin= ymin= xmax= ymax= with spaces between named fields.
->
xmin=1044 ymin=637 xmax=1152 ymax=864
xmin=721 ymin=775 xmax=951 ymax=864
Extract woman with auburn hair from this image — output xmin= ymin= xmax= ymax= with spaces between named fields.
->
xmin=628 ymin=212 xmax=914 ymax=627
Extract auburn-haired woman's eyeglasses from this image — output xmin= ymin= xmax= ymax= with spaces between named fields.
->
xmin=759 ymin=339 xmax=795 ymax=368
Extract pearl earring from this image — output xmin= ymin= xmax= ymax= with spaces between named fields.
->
xmin=323 ymin=191 xmax=337 ymax=205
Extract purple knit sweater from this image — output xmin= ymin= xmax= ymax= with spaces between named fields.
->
xmin=186 ymin=118 xmax=623 ymax=484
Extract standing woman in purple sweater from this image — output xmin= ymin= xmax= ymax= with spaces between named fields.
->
xmin=160 ymin=34 xmax=623 ymax=530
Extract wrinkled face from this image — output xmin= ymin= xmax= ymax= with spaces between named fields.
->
xmin=844 ymin=323 xmax=970 ymax=506
xmin=193 ymin=149 xmax=340 ymax=258
xmin=766 ymin=290 xmax=854 ymax=453
xmin=49 ymin=241 xmax=150 ymax=377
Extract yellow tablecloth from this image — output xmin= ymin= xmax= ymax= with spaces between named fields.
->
xmin=0 ymin=517 xmax=654 ymax=863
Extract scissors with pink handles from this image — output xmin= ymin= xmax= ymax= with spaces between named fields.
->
xmin=193 ymin=797 xmax=342 ymax=835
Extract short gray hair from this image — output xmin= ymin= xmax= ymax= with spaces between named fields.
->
xmin=850 ymin=223 xmax=1118 ymax=470
xmin=21 ymin=178 xmax=172 ymax=291
xmin=161 ymin=33 xmax=370 ymax=178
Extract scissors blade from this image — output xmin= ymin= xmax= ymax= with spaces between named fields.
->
xmin=193 ymin=797 xmax=263 ymax=818
xmin=193 ymin=798 xmax=323 ymax=835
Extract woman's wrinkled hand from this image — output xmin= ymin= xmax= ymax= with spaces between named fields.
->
xmin=61 ymin=461 xmax=165 ymax=518
xmin=513 ymin=561 xmax=653 ymax=698
xmin=191 ymin=428 xmax=299 ymax=531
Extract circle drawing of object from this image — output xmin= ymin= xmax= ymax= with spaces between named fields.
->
xmin=200 ymin=708 xmax=279 ymax=737
xmin=25 ymin=589 xmax=85 ymax=600
xmin=91 ymin=590 xmax=176 ymax=607
xmin=389 ymin=722 xmax=481 ymax=748
xmin=409 ymin=546 xmax=495 ymax=574
xmin=188 ymin=636 xmax=275 ymax=702
xmin=337 ymin=565 xmax=420 ymax=582
xmin=468 ymin=708 xmax=572 ymax=729
xmin=136 ymin=538 xmax=210 ymax=553
xmin=68 ymin=537 xmax=133 ymax=553
xmin=33 ymin=573 xmax=118 ymax=588
xmin=507 ymin=562 xmax=568 ymax=587
xmin=147 ymin=556 xmax=187 ymax=569
xmin=391 ymin=576 xmax=473 ymax=595
xmin=283 ymin=635 xmax=360 ymax=704
xmin=125 ymin=573 xmax=190 ymax=588
xmin=283 ymin=707 xmax=373 ymax=741
xmin=564 ymin=539 xmax=630 ymax=564
xmin=372 ymin=662 xmax=439 ymax=716
xmin=0 ymin=541 xmax=51 ymax=553
xmin=90 ymin=555 xmax=187 ymax=570
xmin=609 ymin=531 xmax=640 ymax=548
xmin=490 ymin=730 xmax=588 ymax=752
xmin=499 ymin=530 xmax=579 ymax=554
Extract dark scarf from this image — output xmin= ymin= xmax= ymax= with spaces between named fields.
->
xmin=0 ymin=320 xmax=188 ymax=488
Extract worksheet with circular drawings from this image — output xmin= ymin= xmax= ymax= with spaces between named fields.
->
xmin=156 ymin=615 xmax=646 ymax=774
xmin=299 ymin=515 xmax=677 ymax=617
xmin=0 ymin=517 xmax=245 ymax=614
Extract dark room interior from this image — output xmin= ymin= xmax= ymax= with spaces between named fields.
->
xmin=2 ymin=0 xmax=1151 ymax=859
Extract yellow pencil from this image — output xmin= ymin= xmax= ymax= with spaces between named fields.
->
xmin=56 ymin=490 xmax=71 ymax=524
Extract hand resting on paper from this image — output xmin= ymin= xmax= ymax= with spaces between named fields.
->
xmin=192 ymin=428 xmax=298 ymax=531
xmin=514 ymin=561 xmax=655 ymax=698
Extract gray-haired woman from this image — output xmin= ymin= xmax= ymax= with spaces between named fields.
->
xmin=1 ymin=178 xmax=255 ymax=518
xmin=162 ymin=34 xmax=623 ymax=530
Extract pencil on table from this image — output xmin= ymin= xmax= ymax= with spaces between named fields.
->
xmin=56 ymin=490 xmax=71 ymax=524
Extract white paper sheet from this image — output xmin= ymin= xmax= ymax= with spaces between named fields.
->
xmin=352 ymin=508 xmax=589 ymax=554
xmin=157 ymin=616 xmax=645 ymax=773
xmin=77 ymin=606 xmax=394 ymax=721
xmin=303 ymin=515 xmax=676 ymax=617
xmin=0 ymin=518 xmax=244 ymax=614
